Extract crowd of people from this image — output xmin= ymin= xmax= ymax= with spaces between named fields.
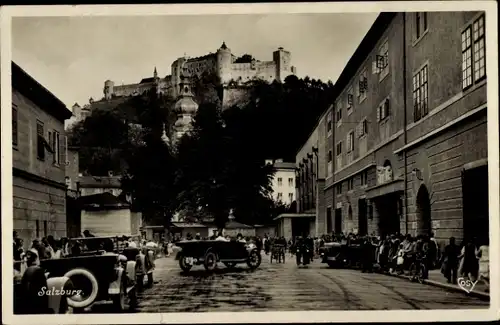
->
xmin=312 ymin=232 xmax=490 ymax=292
xmin=14 ymin=228 xmax=489 ymax=293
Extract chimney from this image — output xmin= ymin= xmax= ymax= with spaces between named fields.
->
xmin=108 ymin=170 xmax=114 ymax=177
xmin=265 ymin=159 xmax=273 ymax=166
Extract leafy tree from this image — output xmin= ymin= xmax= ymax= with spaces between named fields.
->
xmin=234 ymin=54 xmax=255 ymax=63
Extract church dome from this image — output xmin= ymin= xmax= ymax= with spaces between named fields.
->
xmin=174 ymin=86 xmax=198 ymax=115
xmin=174 ymin=116 xmax=190 ymax=129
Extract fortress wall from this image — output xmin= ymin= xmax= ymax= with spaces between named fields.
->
xmin=222 ymin=87 xmax=252 ymax=110
xmin=184 ymin=56 xmax=217 ymax=76
xmin=230 ymin=61 xmax=277 ymax=83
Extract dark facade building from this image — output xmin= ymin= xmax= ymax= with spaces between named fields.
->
xmin=298 ymin=11 xmax=488 ymax=248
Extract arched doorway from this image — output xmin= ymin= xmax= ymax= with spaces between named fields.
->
xmin=416 ymin=185 xmax=432 ymax=236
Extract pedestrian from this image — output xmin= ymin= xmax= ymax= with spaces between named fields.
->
xmin=429 ymin=232 xmax=440 ymax=268
xmin=440 ymin=236 xmax=459 ymax=284
xmin=458 ymin=238 xmax=479 ymax=282
xmin=476 ymin=239 xmax=489 ymax=292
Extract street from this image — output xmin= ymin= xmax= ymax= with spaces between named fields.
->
xmin=129 ymin=254 xmax=488 ymax=312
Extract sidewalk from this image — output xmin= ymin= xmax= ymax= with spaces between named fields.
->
xmin=392 ymin=269 xmax=490 ymax=300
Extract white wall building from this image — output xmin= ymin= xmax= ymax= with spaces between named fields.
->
xmin=267 ymin=159 xmax=296 ymax=205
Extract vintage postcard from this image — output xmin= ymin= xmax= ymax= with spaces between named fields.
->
xmin=1 ymin=1 xmax=498 ymax=324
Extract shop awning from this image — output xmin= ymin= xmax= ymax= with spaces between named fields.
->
xmin=273 ymin=213 xmax=316 ymax=221
xmin=365 ymin=179 xmax=404 ymax=200
xmin=463 ymin=158 xmax=488 ymax=171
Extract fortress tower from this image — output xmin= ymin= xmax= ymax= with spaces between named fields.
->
xmin=216 ymin=42 xmax=232 ymax=85
xmin=104 ymin=80 xmax=114 ymax=100
xmin=273 ymin=47 xmax=295 ymax=82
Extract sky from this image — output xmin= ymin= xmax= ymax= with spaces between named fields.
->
xmin=12 ymin=13 xmax=378 ymax=109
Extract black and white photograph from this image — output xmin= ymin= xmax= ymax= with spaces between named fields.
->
xmin=1 ymin=2 xmax=498 ymax=324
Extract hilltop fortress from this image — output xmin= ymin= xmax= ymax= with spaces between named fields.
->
xmin=66 ymin=42 xmax=296 ymax=130
xmin=102 ymin=42 xmax=296 ymax=102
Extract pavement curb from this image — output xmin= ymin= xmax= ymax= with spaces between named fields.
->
xmin=390 ymin=273 xmax=490 ymax=301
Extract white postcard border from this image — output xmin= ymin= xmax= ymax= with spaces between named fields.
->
xmin=1 ymin=2 xmax=499 ymax=324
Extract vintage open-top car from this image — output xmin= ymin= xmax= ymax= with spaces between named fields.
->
xmin=14 ymin=260 xmax=74 ymax=314
xmin=320 ymin=239 xmax=376 ymax=269
xmin=175 ymin=239 xmax=262 ymax=272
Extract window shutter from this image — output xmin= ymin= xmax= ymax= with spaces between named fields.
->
xmin=385 ymin=99 xmax=390 ymax=116
xmin=372 ymin=59 xmax=378 ymax=74
xmin=376 ymin=106 xmax=381 ymax=122
xmin=60 ymin=134 xmax=65 ymax=165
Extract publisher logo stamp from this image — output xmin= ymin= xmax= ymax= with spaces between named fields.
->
xmin=457 ymin=277 xmax=478 ymax=293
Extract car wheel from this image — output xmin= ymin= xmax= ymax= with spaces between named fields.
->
xmin=246 ymin=250 xmax=262 ymax=269
xmin=178 ymin=254 xmax=193 ymax=272
xmin=64 ymin=268 xmax=99 ymax=309
xmin=204 ymin=252 xmax=217 ymax=271
xmin=223 ymin=262 xmax=236 ymax=268
xmin=112 ymin=280 xmax=126 ymax=312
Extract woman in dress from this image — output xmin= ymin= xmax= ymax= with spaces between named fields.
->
xmin=476 ymin=239 xmax=489 ymax=292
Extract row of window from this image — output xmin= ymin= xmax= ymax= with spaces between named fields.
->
xmin=335 ymin=170 xmax=368 ymax=195
xmin=327 ymin=13 xmax=485 ymax=133
xmin=276 ymin=192 xmax=294 ymax=202
xmin=13 ymin=105 xmax=65 ymax=166
xmin=277 ymin=177 xmax=294 ymax=187
xmin=325 ymin=13 xmax=486 ymax=177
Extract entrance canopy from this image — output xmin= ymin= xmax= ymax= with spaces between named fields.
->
xmin=365 ymin=179 xmax=404 ymax=200
xmin=274 ymin=213 xmax=316 ymax=221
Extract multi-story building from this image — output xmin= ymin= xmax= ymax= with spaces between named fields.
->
xmin=266 ymin=159 xmax=296 ymax=205
xmin=12 ymin=62 xmax=72 ymax=248
xmin=291 ymin=112 xmax=328 ymax=237
xmin=300 ymin=12 xmax=488 ymax=248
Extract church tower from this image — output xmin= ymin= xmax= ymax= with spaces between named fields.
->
xmin=173 ymin=74 xmax=198 ymax=144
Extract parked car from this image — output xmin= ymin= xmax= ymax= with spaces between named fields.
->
xmin=14 ymin=261 xmax=73 ymax=314
xmin=175 ymin=239 xmax=261 ymax=272
xmin=40 ymin=252 xmax=136 ymax=312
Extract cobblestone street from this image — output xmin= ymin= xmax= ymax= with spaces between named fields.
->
xmin=130 ymin=255 xmax=488 ymax=312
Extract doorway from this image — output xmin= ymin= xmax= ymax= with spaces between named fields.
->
xmin=416 ymin=185 xmax=432 ymax=236
xmin=462 ymin=165 xmax=489 ymax=245
xmin=358 ymin=199 xmax=368 ymax=236
xmin=334 ymin=208 xmax=342 ymax=234
xmin=375 ymin=193 xmax=400 ymax=237
xmin=292 ymin=218 xmax=311 ymax=238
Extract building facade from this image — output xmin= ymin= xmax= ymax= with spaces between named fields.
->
xmin=12 ymin=62 xmax=72 ymax=248
xmin=294 ymin=110 xmax=328 ymax=237
xmin=300 ymin=12 xmax=488 ymax=249
xmin=267 ymin=159 xmax=296 ymax=205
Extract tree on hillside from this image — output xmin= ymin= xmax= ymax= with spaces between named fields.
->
xmin=67 ymin=109 xmax=128 ymax=175
xmin=224 ymin=75 xmax=335 ymax=161
xmin=234 ymin=54 xmax=255 ymax=63
xmin=174 ymin=101 xmax=275 ymax=229
xmin=190 ymin=72 xmax=222 ymax=107
xmin=119 ymin=86 xmax=178 ymax=225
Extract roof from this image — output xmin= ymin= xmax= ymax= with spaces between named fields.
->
xmin=274 ymin=213 xmax=316 ymax=221
xmin=140 ymin=77 xmax=155 ymax=84
xmin=79 ymin=176 xmax=122 ymax=188
xmin=171 ymin=222 xmax=208 ymax=228
xmin=11 ymin=62 xmax=72 ymax=122
xmin=295 ymin=13 xmax=397 ymax=157
xmin=79 ymin=192 xmax=130 ymax=209
xmin=225 ymin=220 xmax=253 ymax=229
xmin=274 ymin=161 xmax=296 ymax=170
